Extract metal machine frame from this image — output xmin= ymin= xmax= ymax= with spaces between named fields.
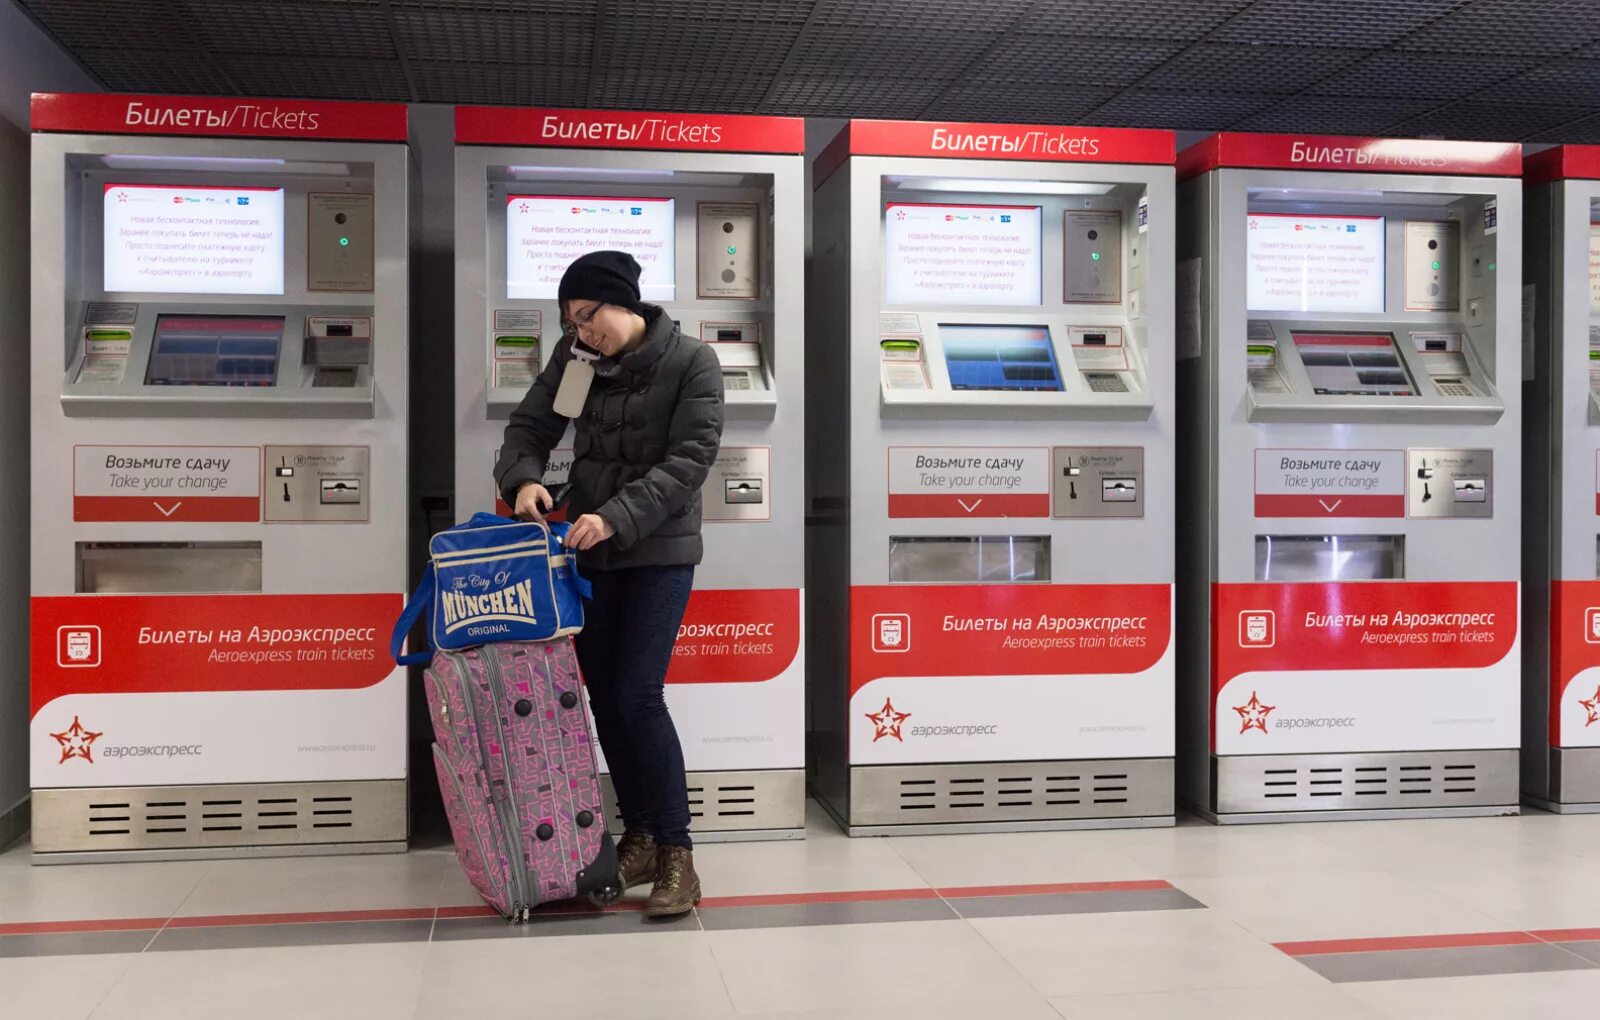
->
xmin=1177 ymin=133 xmax=1523 ymax=824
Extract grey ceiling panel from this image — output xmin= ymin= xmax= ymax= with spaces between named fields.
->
xmin=1211 ymin=0 xmax=1471 ymax=47
xmin=783 ymin=26 xmax=997 ymax=78
xmin=19 ymin=0 xmax=202 ymax=51
xmin=223 ymin=56 xmax=412 ymax=103
xmin=412 ymin=60 xmax=588 ymax=106
xmin=391 ymin=0 xmax=598 ymax=13
xmin=612 ymin=0 xmax=814 ymax=21
xmin=192 ymin=3 xmax=397 ymax=59
xmin=1309 ymin=51 xmax=1539 ymax=99
xmin=1391 ymin=99 xmax=1593 ymax=139
xmin=807 ymin=0 xmax=1034 ymax=32
xmin=762 ymin=77 xmax=948 ymax=117
xmin=1086 ymin=89 xmax=1274 ymax=130
xmin=394 ymin=9 xmax=547 ymax=64
xmin=1021 ymin=1 xmax=1256 ymax=41
xmin=975 ymin=36 xmax=1188 ymax=88
xmin=1491 ymin=60 xmax=1600 ymax=105
xmin=601 ymin=18 xmax=803 ymax=70
xmin=1399 ymin=0 xmax=1600 ymax=56
xmin=70 ymin=48 xmax=238 ymax=96
xmin=1528 ymin=109 xmax=1600 ymax=143
xmin=922 ymin=85 xmax=1119 ymax=124
xmin=591 ymin=74 xmax=772 ymax=113
xmin=1234 ymin=94 xmax=1440 ymax=133
xmin=1142 ymin=44 xmax=1371 ymax=93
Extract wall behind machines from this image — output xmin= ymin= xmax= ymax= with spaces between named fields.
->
xmin=0 ymin=0 xmax=96 ymax=849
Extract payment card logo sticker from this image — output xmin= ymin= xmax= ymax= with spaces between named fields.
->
xmin=872 ymin=614 xmax=911 ymax=653
xmin=1234 ymin=692 xmax=1275 ymax=735
xmin=51 ymin=716 xmax=104 ymax=764
xmin=1238 ymin=610 xmax=1275 ymax=648
xmin=1585 ymin=607 xmax=1600 ymax=645
xmin=866 ymin=698 xmax=912 ymax=743
xmin=57 ymin=625 xmax=102 ymax=668
xmin=1582 ymin=687 xmax=1600 ymax=727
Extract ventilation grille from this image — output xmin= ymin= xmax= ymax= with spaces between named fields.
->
xmin=601 ymin=769 xmax=804 ymax=834
xmin=84 ymin=792 xmax=359 ymax=838
xmin=1215 ymin=750 xmax=1518 ymax=816
xmin=1259 ymin=762 xmax=1480 ymax=801
xmin=852 ymin=759 xmax=1173 ymax=827
xmin=33 ymin=781 xmax=406 ymax=855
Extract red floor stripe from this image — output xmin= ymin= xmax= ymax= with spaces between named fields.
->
xmin=0 ymin=916 xmax=168 ymax=937
xmin=0 ymin=876 xmax=1178 ymax=937
xmin=1276 ymin=931 xmax=1539 ymax=957
xmin=164 ymin=907 xmax=438 ymax=929
xmin=937 ymin=879 xmax=1173 ymax=899
xmin=697 ymin=887 xmax=939 ymax=910
xmin=1531 ymin=927 xmax=1600 ymax=944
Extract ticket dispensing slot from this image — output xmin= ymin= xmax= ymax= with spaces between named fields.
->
xmin=1254 ymin=535 xmax=1405 ymax=582
xmin=887 ymin=536 xmax=1052 ymax=584
xmin=76 ymin=541 xmax=264 ymax=594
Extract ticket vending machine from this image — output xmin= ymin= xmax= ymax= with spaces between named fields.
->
xmin=453 ymin=107 xmax=807 ymax=840
xmin=808 ymin=120 xmax=1177 ymax=834
xmin=29 ymin=93 xmax=412 ymax=860
xmin=1522 ymin=146 xmax=1600 ymax=812
xmin=1177 ymin=133 xmax=1523 ymax=823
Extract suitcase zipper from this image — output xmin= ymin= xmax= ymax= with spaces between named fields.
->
xmin=481 ymin=646 xmax=533 ymax=921
xmin=431 ymin=743 xmax=508 ymax=915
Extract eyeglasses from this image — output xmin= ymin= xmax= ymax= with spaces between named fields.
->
xmin=562 ymin=302 xmax=604 ymax=337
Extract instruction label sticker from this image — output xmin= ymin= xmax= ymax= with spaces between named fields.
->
xmin=1254 ymin=448 xmax=1405 ymax=518
xmin=74 ymin=445 xmax=261 ymax=522
xmin=888 ymin=447 xmax=1050 ymax=518
xmin=494 ymin=309 xmax=542 ymax=332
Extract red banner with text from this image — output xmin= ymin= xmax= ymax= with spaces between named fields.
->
xmin=1550 ymin=581 xmax=1600 ymax=744
xmin=849 ymin=584 xmax=1170 ymax=696
xmin=1212 ymin=582 xmax=1518 ymax=697
xmin=30 ymin=593 xmax=400 ymax=717
xmin=666 ymin=588 xmax=799 ymax=685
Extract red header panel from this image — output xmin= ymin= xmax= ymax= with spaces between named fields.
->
xmin=1525 ymin=145 xmax=1600 ymax=186
xmin=31 ymin=92 xmax=408 ymax=142
xmin=454 ymin=106 xmax=804 ymax=154
xmin=815 ymin=119 xmax=1174 ymax=186
xmin=1178 ymin=132 xmax=1521 ymax=182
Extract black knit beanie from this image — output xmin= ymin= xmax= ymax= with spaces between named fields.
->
xmin=558 ymin=250 xmax=646 ymax=316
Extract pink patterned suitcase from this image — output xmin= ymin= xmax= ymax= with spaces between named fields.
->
xmin=424 ymin=638 xmax=621 ymax=920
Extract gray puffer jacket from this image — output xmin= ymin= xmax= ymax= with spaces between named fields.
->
xmin=495 ymin=306 xmax=725 ymax=571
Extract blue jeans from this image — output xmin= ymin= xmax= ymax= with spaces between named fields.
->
xmin=575 ymin=564 xmax=695 ymax=850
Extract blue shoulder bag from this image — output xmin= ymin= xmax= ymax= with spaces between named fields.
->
xmin=390 ymin=513 xmax=592 ymax=665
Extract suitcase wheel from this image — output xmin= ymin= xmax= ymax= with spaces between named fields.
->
xmin=587 ymin=882 xmax=623 ymax=908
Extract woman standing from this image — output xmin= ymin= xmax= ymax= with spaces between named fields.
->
xmin=495 ymin=250 xmax=723 ymax=918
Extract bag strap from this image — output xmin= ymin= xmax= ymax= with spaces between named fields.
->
xmin=391 ymin=561 xmax=437 ymax=666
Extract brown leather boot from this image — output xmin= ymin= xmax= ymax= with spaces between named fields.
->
xmin=644 ymin=846 xmax=701 ymax=918
xmin=615 ymin=832 xmax=658 ymax=891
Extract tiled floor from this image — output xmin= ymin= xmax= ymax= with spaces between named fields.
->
xmin=5 ymin=802 xmax=1600 ymax=1018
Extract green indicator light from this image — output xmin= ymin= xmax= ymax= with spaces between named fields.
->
xmin=1489 ymin=261 xmax=1497 ymax=271
xmin=1431 ymin=260 xmax=1440 ymax=270
xmin=1091 ymin=251 xmax=1101 ymax=261
xmin=339 ymin=236 xmax=350 ymax=247
xmin=727 ymin=245 xmax=737 ymax=255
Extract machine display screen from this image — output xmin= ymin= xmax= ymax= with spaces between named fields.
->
xmin=145 ymin=315 xmax=284 ymax=387
xmin=1246 ymin=213 xmax=1385 ymax=314
xmin=884 ymin=203 xmax=1042 ymax=306
xmin=505 ymin=195 xmax=676 ymax=301
xmin=939 ymin=324 xmax=1061 ymax=392
xmin=1293 ymin=333 xmax=1415 ymax=396
xmin=103 ymin=184 xmax=285 ymax=295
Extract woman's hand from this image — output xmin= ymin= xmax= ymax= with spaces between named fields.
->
xmin=514 ymin=482 xmax=554 ymax=522
xmin=564 ymin=513 xmax=615 ymax=551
